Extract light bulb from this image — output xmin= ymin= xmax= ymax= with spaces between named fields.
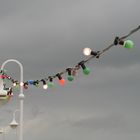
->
xmin=123 ymin=40 xmax=134 ymax=49
xmin=72 ymin=69 xmax=77 ymax=76
xmin=56 ymin=73 xmax=66 ymax=86
xmin=28 ymin=80 xmax=35 ymax=85
xmin=48 ymin=77 xmax=55 ymax=88
xmin=20 ymin=82 xmax=24 ymax=87
xmin=79 ymin=61 xmax=91 ymax=75
xmin=23 ymin=82 xmax=28 ymax=89
xmin=43 ymin=84 xmax=48 ymax=89
xmin=7 ymin=76 xmax=11 ymax=80
xmin=67 ymin=75 xmax=74 ymax=81
xmin=8 ymin=92 xmax=14 ymax=97
xmin=33 ymin=80 xmax=39 ymax=87
xmin=41 ymin=79 xmax=48 ymax=89
xmin=48 ymin=82 xmax=54 ymax=88
xmin=0 ymin=75 xmax=5 ymax=79
xmin=24 ymin=85 xmax=28 ymax=89
xmin=13 ymin=82 xmax=17 ymax=87
xmin=83 ymin=48 xmax=92 ymax=56
xmin=59 ymin=79 xmax=65 ymax=85
xmin=83 ymin=67 xmax=91 ymax=75
xmin=66 ymin=68 xmax=74 ymax=81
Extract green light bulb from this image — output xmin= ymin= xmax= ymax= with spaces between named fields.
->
xmin=48 ymin=82 xmax=54 ymax=88
xmin=67 ymin=75 xmax=74 ymax=81
xmin=83 ymin=67 xmax=91 ymax=75
xmin=123 ymin=40 xmax=134 ymax=49
xmin=14 ymin=85 xmax=20 ymax=91
xmin=35 ymin=84 xmax=39 ymax=87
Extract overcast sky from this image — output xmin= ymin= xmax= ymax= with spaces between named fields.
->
xmin=0 ymin=0 xmax=140 ymax=140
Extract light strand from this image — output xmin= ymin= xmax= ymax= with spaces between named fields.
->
xmin=0 ymin=25 xmax=139 ymax=93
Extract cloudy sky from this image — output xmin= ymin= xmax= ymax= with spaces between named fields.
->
xmin=0 ymin=0 xmax=140 ymax=139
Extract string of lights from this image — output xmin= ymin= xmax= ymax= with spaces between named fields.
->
xmin=0 ymin=25 xmax=140 ymax=95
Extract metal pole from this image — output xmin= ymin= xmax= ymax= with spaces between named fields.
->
xmin=1 ymin=59 xmax=24 ymax=140
xmin=13 ymin=109 xmax=20 ymax=121
xmin=0 ymin=128 xmax=4 ymax=140
xmin=3 ymin=129 xmax=5 ymax=140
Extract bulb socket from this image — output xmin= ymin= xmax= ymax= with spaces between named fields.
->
xmin=78 ymin=61 xmax=86 ymax=70
xmin=90 ymin=51 xmax=98 ymax=56
xmin=56 ymin=73 xmax=62 ymax=80
xmin=114 ymin=37 xmax=120 ymax=45
xmin=119 ymin=40 xmax=124 ymax=45
xmin=41 ymin=79 xmax=46 ymax=85
xmin=48 ymin=76 xmax=53 ymax=82
xmin=66 ymin=68 xmax=72 ymax=75
xmin=13 ymin=80 xmax=18 ymax=86
xmin=33 ymin=80 xmax=39 ymax=86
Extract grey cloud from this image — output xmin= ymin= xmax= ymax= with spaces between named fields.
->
xmin=71 ymin=114 xmax=140 ymax=134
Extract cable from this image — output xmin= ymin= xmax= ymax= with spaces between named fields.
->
xmin=0 ymin=25 xmax=140 ymax=91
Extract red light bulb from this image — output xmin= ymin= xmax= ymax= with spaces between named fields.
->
xmin=8 ymin=93 xmax=14 ymax=97
xmin=56 ymin=73 xmax=66 ymax=86
xmin=24 ymin=85 xmax=28 ymax=89
xmin=59 ymin=79 xmax=65 ymax=86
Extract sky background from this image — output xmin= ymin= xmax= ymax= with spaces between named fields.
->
xmin=0 ymin=0 xmax=140 ymax=140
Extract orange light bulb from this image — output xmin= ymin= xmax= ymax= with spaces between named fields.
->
xmin=59 ymin=79 xmax=65 ymax=86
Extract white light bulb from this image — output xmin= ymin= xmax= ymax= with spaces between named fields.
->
xmin=20 ymin=82 xmax=24 ymax=86
xmin=83 ymin=48 xmax=92 ymax=56
xmin=13 ymin=83 xmax=17 ymax=87
xmin=43 ymin=84 xmax=48 ymax=89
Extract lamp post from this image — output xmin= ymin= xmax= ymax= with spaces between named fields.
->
xmin=0 ymin=128 xmax=3 ymax=134
xmin=10 ymin=109 xmax=20 ymax=129
xmin=1 ymin=59 xmax=25 ymax=140
xmin=0 ymin=128 xmax=5 ymax=140
xmin=0 ymin=127 xmax=10 ymax=140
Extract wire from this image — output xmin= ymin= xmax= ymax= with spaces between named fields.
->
xmin=1 ymin=25 xmax=140 ymax=89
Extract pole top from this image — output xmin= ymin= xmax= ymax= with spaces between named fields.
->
xmin=19 ymin=94 xmax=25 ymax=99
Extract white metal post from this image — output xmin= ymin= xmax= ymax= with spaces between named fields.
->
xmin=1 ymin=59 xmax=25 ymax=140
xmin=13 ymin=109 xmax=20 ymax=121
